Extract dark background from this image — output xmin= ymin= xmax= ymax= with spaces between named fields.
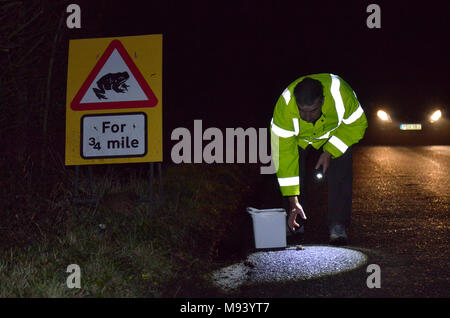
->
xmin=1 ymin=0 xmax=449 ymax=168
xmin=0 ymin=0 xmax=448 ymax=297
xmin=89 ymin=1 xmax=449 ymax=117
xmin=70 ymin=0 xmax=450 ymax=132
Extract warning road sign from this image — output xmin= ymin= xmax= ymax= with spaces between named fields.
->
xmin=65 ymin=34 xmax=162 ymax=166
xmin=71 ymin=39 xmax=158 ymax=111
xmin=81 ymin=113 xmax=147 ymax=159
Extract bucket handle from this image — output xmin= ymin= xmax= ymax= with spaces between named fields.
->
xmin=247 ymin=207 xmax=287 ymax=215
xmin=247 ymin=207 xmax=258 ymax=213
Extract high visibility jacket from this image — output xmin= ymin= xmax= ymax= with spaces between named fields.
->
xmin=271 ymin=73 xmax=368 ymax=196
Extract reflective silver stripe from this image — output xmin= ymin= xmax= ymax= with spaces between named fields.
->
xmin=271 ymin=118 xmax=295 ymax=138
xmin=313 ymin=77 xmax=363 ymax=140
xmin=343 ymin=105 xmax=364 ymax=125
xmin=310 ymin=132 xmax=331 ymax=140
xmin=330 ymin=74 xmax=345 ymax=125
xmin=293 ymin=118 xmax=299 ymax=136
xmin=298 ymin=138 xmax=311 ymax=145
xmin=315 ymin=130 xmax=331 ymax=139
xmin=278 ymin=176 xmax=299 ymax=186
xmin=282 ymin=89 xmax=291 ymax=105
xmin=329 ymin=135 xmax=348 ymax=153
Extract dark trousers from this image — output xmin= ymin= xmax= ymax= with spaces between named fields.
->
xmin=298 ymin=146 xmax=353 ymax=229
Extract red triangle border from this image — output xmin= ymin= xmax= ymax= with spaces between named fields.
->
xmin=71 ymin=39 xmax=158 ymax=111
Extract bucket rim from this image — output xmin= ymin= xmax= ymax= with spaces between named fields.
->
xmin=247 ymin=207 xmax=287 ymax=215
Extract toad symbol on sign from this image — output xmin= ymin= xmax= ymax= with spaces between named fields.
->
xmin=92 ymin=71 xmax=130 ymax=100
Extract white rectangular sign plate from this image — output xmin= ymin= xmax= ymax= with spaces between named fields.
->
xmin=81 ymin=113 xmax=147 ymax=159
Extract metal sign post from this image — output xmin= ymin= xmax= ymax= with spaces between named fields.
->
xmin=73 ymin=163 xmax=164 ymax=215
xmin=65 ymin=34 xmax=163 ymax=213
xmin=73 ymin=165 xmax=98 ymax=205
xmin=139 ymin=162 xmax=164 ymax=214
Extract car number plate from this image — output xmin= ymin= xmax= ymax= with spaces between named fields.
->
xmin=400 ymin=123 xmax=422 ymax=130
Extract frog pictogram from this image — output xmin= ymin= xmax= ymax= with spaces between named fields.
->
xmin=92 ymin=72 xmax=130 ymax=100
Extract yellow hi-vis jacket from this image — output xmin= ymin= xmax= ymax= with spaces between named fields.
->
xmin=271 ymin=73 xmax=368 ymax=196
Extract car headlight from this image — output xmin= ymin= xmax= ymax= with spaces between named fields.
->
xmin=430 ymin=109 xmax=442 ymax=123
xmin=377 ymin=110 xmax=390 ymax=121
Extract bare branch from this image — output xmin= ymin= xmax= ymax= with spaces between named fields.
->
xmin=7 ymin=9 xmax=43 ymax=41
xmin=14 ymin=35 xmax=46 ymax=66
xmin=41 ymin=5 xmax=65 ymax=170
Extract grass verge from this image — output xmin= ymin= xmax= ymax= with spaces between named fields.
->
xmin=0 ymin=162 xmax=257 ymax=297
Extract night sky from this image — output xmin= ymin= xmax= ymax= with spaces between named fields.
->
xmin=70 ymin=0 xmax=450 ymax=136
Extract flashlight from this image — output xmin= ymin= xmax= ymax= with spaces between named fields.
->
xmin=313 ymin=167 xmax=324 ymax=182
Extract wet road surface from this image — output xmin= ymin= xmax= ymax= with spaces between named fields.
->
xmin=349 ymin=145 xmax=449 ymax=297
xmin=351 ymin=146 xmax=449 ymax=251
xmin=217 ymin=145 xmax=449 ymax=297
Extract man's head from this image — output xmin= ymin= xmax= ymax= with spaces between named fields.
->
xmin=294 ymin=77 xmax=324 ymax=123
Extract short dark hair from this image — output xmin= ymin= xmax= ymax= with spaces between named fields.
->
xmin=294 ymin=77 xmax=323 ymax=107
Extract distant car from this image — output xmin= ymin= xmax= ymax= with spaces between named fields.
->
xmin=363 ymin=105 xmax=449 ymax=145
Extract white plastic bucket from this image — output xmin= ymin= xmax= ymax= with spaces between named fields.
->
xmin=247 ymin=207 xmax=287 ymax=249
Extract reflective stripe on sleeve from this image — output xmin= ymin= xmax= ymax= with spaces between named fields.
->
xmin=330 ymin=74 xmax=345 ymax=125
xmin=271 ymin=118 xmax=296 ymax=138
xmin=343 ymin=105 xmax=364 ymax=125
xmin=329 ymin=135 xmax=348 ymax=153
xmin=278 ymin=176 xmax=300 ymax=186
xmin=293 ymin=118 xmax=299 ymax=136
xmin=311 ymin=131 xmax=331 ymax=140
xmin=282 ymin=89 xmax=291 ymax=105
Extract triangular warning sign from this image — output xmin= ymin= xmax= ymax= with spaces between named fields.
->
xmin=71 ymin=39 xmax=158 ymax=111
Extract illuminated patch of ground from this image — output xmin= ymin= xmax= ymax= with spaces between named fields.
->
xmin=212 ymin=245 xmax=367 ymax=292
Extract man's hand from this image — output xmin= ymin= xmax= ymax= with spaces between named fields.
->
xmin=315 ymin=150 xmax=332 ymax=174
xmin=288 ymin=196 xmax=307 ymax=232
